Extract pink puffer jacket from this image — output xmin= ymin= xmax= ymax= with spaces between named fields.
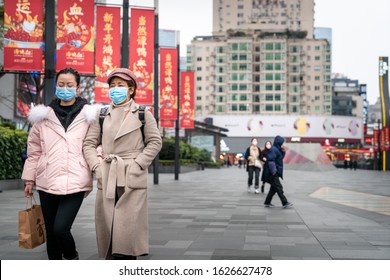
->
xmin=22 ymin=104 xmax=99 ymax=195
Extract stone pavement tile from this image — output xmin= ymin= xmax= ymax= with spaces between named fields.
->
xmin=270 ymin=244 xmax=331 ymax=259
xmin=327 ymin=248 xmax=390 ymax=260
xmin=1 ymin=167 xmax=390 ymax=260
xmin=211 ymin=249 xmax=270 ymax=260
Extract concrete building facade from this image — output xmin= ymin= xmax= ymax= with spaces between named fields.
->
xmin=188 ymin=0 xmax=332 ymax=117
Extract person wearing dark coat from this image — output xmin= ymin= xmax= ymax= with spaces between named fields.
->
xmin=263 ymin=135 xmax=293 ymax=208
xmin=260 ymin=140 xmax=272 ymax=193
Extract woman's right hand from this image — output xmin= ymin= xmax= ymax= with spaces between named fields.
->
xmin=24 ymin=182 xmax=34 ymax=198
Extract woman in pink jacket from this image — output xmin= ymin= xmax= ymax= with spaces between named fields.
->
xmin=22 ymin=68 xmax=98 ymax=260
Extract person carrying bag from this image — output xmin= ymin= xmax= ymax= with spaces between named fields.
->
xmin=18 ymin=195 xmax=46 ymax=249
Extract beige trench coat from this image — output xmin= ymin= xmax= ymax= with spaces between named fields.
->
xmin=83 ymin=101 xmax=162 ymax=259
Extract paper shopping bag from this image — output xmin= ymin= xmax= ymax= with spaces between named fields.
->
xmin=18 ymin=196 xmax=46 ymax=249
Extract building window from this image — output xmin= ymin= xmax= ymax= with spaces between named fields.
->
xmin=315 ymin=46 xmax=321 ymax=51
xmin=315 ymin=56 xmax=320 ymax=61
xmin=315 ymin=86 xmax=320 ymax=91
xmin=315 ymin=105 xmax=320 ymax=111
xmin=197 ymin=57 xmax=202 ymax=61
xmin=265 ymin=94 xmax=273 ymax=101
xmin=197 ymin=77 xmax=202 ymax=81
xmin=291 ymin=95 xmax=298 ymax=103
xmin=239 ymin=104 xmax=249 ymax=111
xmin=275 ymin=94 xmax=281 ymax=101
xmin=217 ymin=106 xmax=225 ymax=112
xmin=275 ymin=84 xmax=283 ymax=91
xmin=315 ymin=76 xmax=320 ymax=81
xmin=275 ymin=104 xmax=281 ymax=111
xmin=197 ymin=67 xmax=202 ymax=71
xmin=265 ymin=104 xmax=273 ymax=111
xmin=265 ymin=43 xmax=274 ymax=50
xmin=196 ymin=96 xmax=202 ymax=101
xmin=291 ymin=105 xmax=298 ymax=113
xmin=315 ymin=96 xmax=320 ymax=101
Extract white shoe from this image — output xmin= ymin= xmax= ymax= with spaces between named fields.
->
xmin=247 ymin=186 xmax=251 ymax=193
xmin=255 ymin=189 xmax=260 ymax=194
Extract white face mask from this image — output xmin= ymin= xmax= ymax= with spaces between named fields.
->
xmin=266 ymin=144 xmax=272 ymax=149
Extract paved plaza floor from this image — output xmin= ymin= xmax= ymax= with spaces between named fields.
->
xmin=1 ymin=166 xmax=389 ymax=260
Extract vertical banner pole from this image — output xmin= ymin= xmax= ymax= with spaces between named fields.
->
xmin=174 ymin=36 xmax=180 ymax=180
xmin=121 ymin=0 xmax=129 ymax=68
xmin=153 ymin=1 xmax=160 ymax=184
xmin=43 ymin=0 xmax=56 ymax=105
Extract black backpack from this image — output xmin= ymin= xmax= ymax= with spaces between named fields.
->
xmin=99 ymin=105 xmax=146 ymax=142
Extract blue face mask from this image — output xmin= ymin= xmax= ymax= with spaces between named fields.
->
xmin=109 ymin=87 xmax=129 ymax=104
xmin=55 ymin=87 xmax=77 ymax=102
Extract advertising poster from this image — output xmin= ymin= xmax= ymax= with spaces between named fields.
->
xmin=160 ymin=48 xmax=178 ymax=120
xmin=180 ymin=71 xmax=195 ymax=129
xmin=94 ymin=6 xmax=121 ymax=103
xmin=129 ymin=8 xmax=155 ymax=105
xmin=3 ymin=0 xmax=44 ymax=71
xmin=56 ymin=0 xmax=95 ymax=74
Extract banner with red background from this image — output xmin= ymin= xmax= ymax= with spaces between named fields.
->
xmin=160 ymin=48 xmax=178 ymax=120
xmin=94 ymin=6 xmax=121 ymax=103
xmin=129 ymin=8 xmax=155 ymax=105
xmin=56 ymin=0 xmax=95 ymax=74
xmin=180 ymin=72 xmax=195 ymax=129
xmin=384 ymin=127 xmax=390 ymax=151
xmin=3 ymin=0 xmax=44 ymax=71
xmin=160 ymin=120 xmax=175 ymax=128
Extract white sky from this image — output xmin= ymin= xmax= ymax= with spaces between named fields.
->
xmin=128 ymin=0 xmax=390 ymax=105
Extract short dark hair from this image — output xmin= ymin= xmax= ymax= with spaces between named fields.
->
xmin=56 ymin=68 xmax=81 ymax=86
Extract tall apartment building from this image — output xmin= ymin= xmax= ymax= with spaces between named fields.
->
xmin=187 ymin=0 xmax=332 ymax=116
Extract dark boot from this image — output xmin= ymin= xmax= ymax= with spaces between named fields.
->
xmin=62 ymin=251 xmax=79 ymax=260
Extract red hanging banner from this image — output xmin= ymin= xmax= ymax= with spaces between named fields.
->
xmin=56 ymin=0 xmax=95 ymax=74
xmin=94 ymin=6 xmax=121 ymax=103
xmin=384 ymin=127 xmax=390 ymax=151
xmin=180 ymin=71 xmax=195 ymax=129
xmin=129 ymin=8 xmax=155 ymax=105
xmin=3 ymin=0 xmax=44 ymax=71
xmin=160 ymin=120 xmax=175 ymax=128
xmin=160 ymin=48 xmax=178 ymax=120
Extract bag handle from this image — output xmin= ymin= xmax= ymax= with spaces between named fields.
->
xmin=25 ymin=195 xmax=37 ymax=210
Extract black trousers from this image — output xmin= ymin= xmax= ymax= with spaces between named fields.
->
xmin=264 ymin=175 xmax=288 ymax=206
xmin=38 ymin=190 xmax=85 ymax=260
xmin=247 ymin=165 xmax=260 ymax=188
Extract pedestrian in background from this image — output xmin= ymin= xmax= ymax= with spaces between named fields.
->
xmin=260 ymin=140 xmax=272 ymax=193
xmin=263 ymin=135 xmax=293 ymax=208
xmin=83 ymin=68 xmax=162 ymax=260
xmin=22 ymin=67 xmax=98 ymax=260
xmin=244 ymin=138 xmax=262 ymax=194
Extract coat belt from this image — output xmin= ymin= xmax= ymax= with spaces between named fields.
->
xmin=103 ymin=150 xmax=142 ymax=199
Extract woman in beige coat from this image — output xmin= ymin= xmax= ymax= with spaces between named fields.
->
xmin=83 ymin=68 xmax=162 ymax=260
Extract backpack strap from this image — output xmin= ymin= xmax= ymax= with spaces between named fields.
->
xmin=99 ymin=106 xmax=109 ymax=135
xmin=138 ymin=105 xmax=146 ymax=143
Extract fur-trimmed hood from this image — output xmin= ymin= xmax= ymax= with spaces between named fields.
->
xmin=28 ymin=104 xmax=99 ymax=124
